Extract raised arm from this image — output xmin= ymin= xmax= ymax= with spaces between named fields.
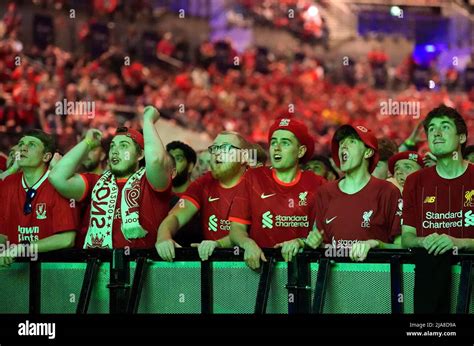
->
xmin=49 ymin=129 xmax=102 ymax=201
xmin=142 ymin=106 xmax=171 ymax=191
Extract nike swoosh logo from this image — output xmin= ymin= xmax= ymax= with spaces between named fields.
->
xmin=208 ymin=197 xmax=220 ymax=202
xmin=325 ymin=216 xmax=337 ymax=224
xmin=261 ymin=193 xmax=276 ymax=199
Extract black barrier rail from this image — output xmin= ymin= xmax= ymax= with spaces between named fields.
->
xmin=9 ymin=248 xmax=474 ymax=314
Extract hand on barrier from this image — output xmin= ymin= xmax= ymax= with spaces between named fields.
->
xmin=427 ymin=234 xmax=454 ymax=256
xmin=274 ymin=239 xmax=302 ymax=262
xmin=349 ymin=240 xmax=379 ymax=262
xmin=306 ymin=225 xmax=324 ymax=249
xmin=191 ymin=241 xmax=218 ymax=261
xmin=421 ymin=232 xmax=439 ymax=252
xmin=242 ymin=241 xmax=267 ymax=270
xmin=0 ymin=254 xmax=15 ymax=267
xmin=155 ymin=239 xmax=182 ymax=262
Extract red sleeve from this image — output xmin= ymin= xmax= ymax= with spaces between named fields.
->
xmin=402 ymin=173 xmax=417 ymax=229
xmin=78 ymin=173 xmax=99 ymax=202
xmin=50 ymin=189 xmax=79 ymax=235
xmin=228 ymin=173 xmax=252 ymax=225
xmin=314 ymin=187 xmax=326 ymax=234
xmin=182 ymin=174 xmax=208 ymax=210
xmin=385 ymin=184 xmax=402 ymax=241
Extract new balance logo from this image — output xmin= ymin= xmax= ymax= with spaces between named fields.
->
xmin=424 ymin=196 xmax=436 ymax=203
xmin=261 ymin=193 xmax=276 ymax=199
xmin=208 ymin=214 xmax=218 ymax=232
xmin=208 ymin=196 xmax=220 ymax=202
xmin=325 ymin=216 xmax=337 ymax=224
xmin=262 ymin=211 xmax=273 ymax=229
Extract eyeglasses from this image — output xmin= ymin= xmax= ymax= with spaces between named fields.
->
xmin=23 ymin=188 xmax=37 ymax=215
xmin=208 ymin=143 xmax=240 ymax=155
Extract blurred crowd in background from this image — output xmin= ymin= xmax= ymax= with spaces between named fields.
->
xmin=1 ymin=0 xmax=474 ymax=158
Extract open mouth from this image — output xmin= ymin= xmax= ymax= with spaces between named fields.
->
xmin=110 ymin=157 xmax=120 ymax=165
xmin=273 ymin=154 xmax=282 ymax=162
xmin=340 ymin=150 xmax=349 ymax=163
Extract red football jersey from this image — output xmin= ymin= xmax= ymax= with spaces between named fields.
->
xmin=315 ymin=177 xmax=402 ymax=248
xmin=181 ymin=171 xmax=246 ymax=241
xmin=79 ymin=173 xmax=171 ymax=249
xmin=229 ymin=167 xmax=325 ymax=248
xmin=0 ymin=171 xmax=77 ymax=244
xmin=403 ymin=165 xmax=474 ymax=238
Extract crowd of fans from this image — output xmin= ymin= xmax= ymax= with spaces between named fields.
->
xmin=237 ymin=0 xmax=329 ymax=46
xmin=1 ymin=1 xmax=474 ymax=158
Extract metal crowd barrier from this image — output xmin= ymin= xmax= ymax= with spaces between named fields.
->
xmin=0 ymin=248 xmax=472 ymax=314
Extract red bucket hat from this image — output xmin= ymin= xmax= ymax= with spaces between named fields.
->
xmin=268 ymin=117 xmax=315 ymax=164
xmin=115 ymin=127 xmax=144 ymax=149
xmin=331 ymin=124 xmax=379 ymax=173
xmin=388 ymin=151 xmax=424 ymax=175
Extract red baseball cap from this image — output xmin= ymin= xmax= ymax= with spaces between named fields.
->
xmin=268 ymin=117 xmax=315 ymax=164
xmin=331 ymin=124 xmax=379 ymax=173
xmin=388 ymin=151 xmax=424 ymax=175
xmin=115 ymin=127 xmax=144 ymax=149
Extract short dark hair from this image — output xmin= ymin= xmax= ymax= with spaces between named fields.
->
xmin=23 ymin=129 xmax=56 ymax=156
xmin=463 ymin=145 xmax=474 ymax=158
xmin=166 ymin=141 xmax=197 ymax=165
xmin=335 ymin=126 xmax=361 ymax=144
xmin=377 ymin=137 xmax=398 ymax=161
xmin=423 ymin=105 xmax=468 ymax=152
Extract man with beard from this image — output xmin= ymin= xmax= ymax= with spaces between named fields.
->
xmin=166 ymin=141 xmax=196 ymax=194
xmin=49 ymin=106 xmax=172 ymax=249
xmin=80 ymin=141 xmax=107 ymax=175
xmin=229 ymin=118 xmax=325 ymax=270
xmin=156 ymin=131 xmax=248 ymax=261
xmin=0 ymin=130 xmax=77 ymax=267
xmin=306 ymin=125 xmax=402 ymax=262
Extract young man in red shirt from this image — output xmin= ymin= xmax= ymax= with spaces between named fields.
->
xmin=156 ymin=131 xmax=249 ymax=261
xmin=0 ymin=130 xmax=77 ymax=266
xmin=229 ymin=118 xmax=325 ymax=269
xmin=306 ymin=124 xmax=402 ymax=261
xmin=402 ymin=105 xmax=474 ymax=253
xmin=49 ymin=106 xmax=172 ymax=249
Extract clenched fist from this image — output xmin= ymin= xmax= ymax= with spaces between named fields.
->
xmin=143 ymin=105 xmax=160 ymax=123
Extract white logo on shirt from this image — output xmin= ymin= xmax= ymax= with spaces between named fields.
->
xmin=298 ymin=191 xmax=308 ymax=206
xmin=464 ymin=210 xmax=474 ymax=227
xmin=325 ymin=216 xmax=337 ymax=224
xmin=397 ymin=198 xmax=403 ymax=216
xmin=261 ymin=193 xmax=276 ymax=199
xmin=361 ymin=210 xmax=373 ymax=228
xmin=36 ymin=203 xmax=47 ymax=220
xmin=208 ymin=196 xmax=220 ymax=202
